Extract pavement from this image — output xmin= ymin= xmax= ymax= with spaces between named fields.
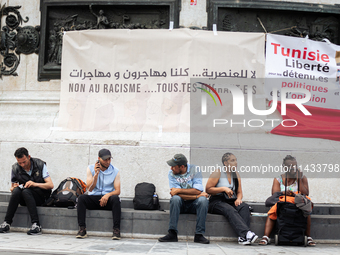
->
xmin=0 ymin=232 xmax=339 ymax=255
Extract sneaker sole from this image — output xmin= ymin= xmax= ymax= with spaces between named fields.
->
xmin=76 ymin=234 xmax=88 ymax=238
xmin=250 ymin=235 xmax=258 ymax=244
xmin=194 ymin=240 xmax=210 ymax=244
xmin=27 ymin=232 xmax=42 ymax=235
xmin=158 ymin=238 xmax=178 ymax=242
xmin=112 ymin=236 xmax=121 ymax=240
xmin=238 ymin=241 xmax=251 ymax=245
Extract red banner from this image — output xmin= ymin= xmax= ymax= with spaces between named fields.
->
xmin=271 ymin=102 xmax=340 ymax=141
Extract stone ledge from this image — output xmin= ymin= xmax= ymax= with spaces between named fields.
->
xmin=0 ymin=91 xmax=60 ymax=104
xmin=1 ymin=192 xmax=337 ymax=215
xmin=1 ymin=202 xmax=340 ymax=241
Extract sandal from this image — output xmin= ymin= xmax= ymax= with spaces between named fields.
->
xmin=258 ymin=235 xmax=270 ymax=245
xmin=307 ymin=237 xmax=316 ymax=247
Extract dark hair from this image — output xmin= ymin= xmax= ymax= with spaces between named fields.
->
xmin=283 ymin=155 xmax=296 ymax=165
xmin=222 ymin=152 xmax=234 ymax=166
xmin=14 ymin=147 xmax=29 ymax=158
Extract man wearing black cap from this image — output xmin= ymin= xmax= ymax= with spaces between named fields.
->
xmin=158 ymin=153 xmax=210 ymax=244
xmin=76 ymin=148 xmax=121 ymax=240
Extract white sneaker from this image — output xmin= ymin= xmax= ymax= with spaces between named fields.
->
xmin=246 ymin=231 xmax=258 ymax=244
xmin=238 ymin=237 xmax=250 ymax=245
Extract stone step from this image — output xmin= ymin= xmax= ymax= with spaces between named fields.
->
xmin=0 ymin=201 xmax=339 ymax=242
xmin=0 ymin=192 xmax=11 ymax=203
xmin=1 ymin=192 xmax=339 ymax=215
xmin=0 ymin=191 xmax=340 ymax=215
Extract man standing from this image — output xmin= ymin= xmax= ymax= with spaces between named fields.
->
xmin=76 ymin=148 xmax=121 ymax=240
xmin=158 ymin=154 xmax=210 ymax=244
xmin=0 ymin=147 xmax=54 ymax=235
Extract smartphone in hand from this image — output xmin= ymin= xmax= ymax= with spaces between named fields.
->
xmin=95 ymin=160 xmax=101 ymax=173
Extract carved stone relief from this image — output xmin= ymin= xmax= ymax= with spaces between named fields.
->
xmin=219 ymin=9 xmax=339 ymax=44
xmin=39 ymin=0 xmax=180 ymax=81
xmin=46 ymin=5 xmax=168 ymax=65
xmin=208 ymin=0 xmax=340 ymax=45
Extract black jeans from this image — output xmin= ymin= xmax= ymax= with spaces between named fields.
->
xmin=77 ymin=194 xmax=121 ymax=229
xmin=5 ymin=187 xmax=45 ymax=225
xmin=209 ymin=201 xmax=251 ymax=238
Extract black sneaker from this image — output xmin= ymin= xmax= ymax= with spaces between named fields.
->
xmin=0 ymin=222 xmax=10 ymax=233
xmin=112 ymin=228 xmax=121 ymax=240
xmin=238 ymin=237 xmax=250 ymax=245
xmin=76 ymin=227 xmax=87 ymax=238
xmin=27 ymin=223 xmax=42 ymax=235
xmin=158 ymin=230 xmax=178 ymax=242
xmin=194 ymin=234 xmax=210 ymax=244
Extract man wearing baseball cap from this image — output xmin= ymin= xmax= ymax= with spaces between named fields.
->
xmin=158 ymin=154 xmax=210 ymax=244
xmin=76 ymin=148 xmax=121 ymax=240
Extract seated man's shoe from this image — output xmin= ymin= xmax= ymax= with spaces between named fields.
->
xmin=0 ymin=222 xmax=10 ymax=233
xmin=76 ymin=226 xmax=87 ymax=238
xmin=194 ymin=234 xmax=210 ymax=244
xmin=238 ymin=237 xmax=250 ymax=245
xmin=27 ymin=223 xmax=42 ymax=235
xmin=158 ymin=229 xmax=178 ymax=242
xmin=246 ymin=231 xmax=258 ymax=244
xmin=112 ymin=228 xmax=121 ymax=240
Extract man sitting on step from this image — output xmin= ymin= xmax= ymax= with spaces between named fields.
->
xmin=76 ymin=148 xmax=121 ymax=240
xmin=0 ymin=147 xmax=54 ymax=235
xmin=158 ymin=153 xmax=210 ymax=244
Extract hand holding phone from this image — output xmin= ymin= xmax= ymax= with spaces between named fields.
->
xmin=94 ymin=160 xmax=101 ymax=175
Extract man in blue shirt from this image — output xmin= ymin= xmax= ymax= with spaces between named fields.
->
xmin=76 ymin=149 xmax=121 ymax=240
xmin=158 ymin=154 xmax=210 ymax=244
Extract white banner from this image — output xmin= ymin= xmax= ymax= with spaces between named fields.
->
xmin=59 ymin=29 xmax=265 ymax=132
xmin=265 ymin=34 xmax=340 ymax=110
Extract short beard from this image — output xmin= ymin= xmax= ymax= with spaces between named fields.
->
xmin=99 ymin=161 xmax=108 ymax=170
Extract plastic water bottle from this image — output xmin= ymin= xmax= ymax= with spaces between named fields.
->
xmin=153 ymin=192 xmax=158 ymax=205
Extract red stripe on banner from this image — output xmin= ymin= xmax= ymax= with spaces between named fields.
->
xmin=271 ymin=102 xmax=340 ymax=142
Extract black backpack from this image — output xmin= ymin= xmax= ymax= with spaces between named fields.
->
xmin=133 ymin=182 xmax=160 ymax=210
xmin=44 ymin=177 xmax=87 ymax=208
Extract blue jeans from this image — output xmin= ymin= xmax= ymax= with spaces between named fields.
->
xmin=168 ymin=195 xmax=209 ymax=234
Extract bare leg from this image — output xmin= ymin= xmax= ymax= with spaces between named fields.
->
xmin=259 ymin=216 xmax=276 ymax=244
xmin=305 ymin=215 xmax=316 ymax=246
xmin=264 ymin=216 xmax=276 ymax=237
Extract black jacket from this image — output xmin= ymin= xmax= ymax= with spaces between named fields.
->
xmin=11 ymin=158 xmax=52 ymax=199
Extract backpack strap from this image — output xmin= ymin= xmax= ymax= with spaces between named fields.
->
xmin=232 ymin=171 xmax=238 ymax=194
xmin=71 ymin=177 xmax=87 ymax=194
xmin=284 ymin=171 xmax=287 ymax=203
xmin=71 ymin=177 xmax=86 ymax=196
